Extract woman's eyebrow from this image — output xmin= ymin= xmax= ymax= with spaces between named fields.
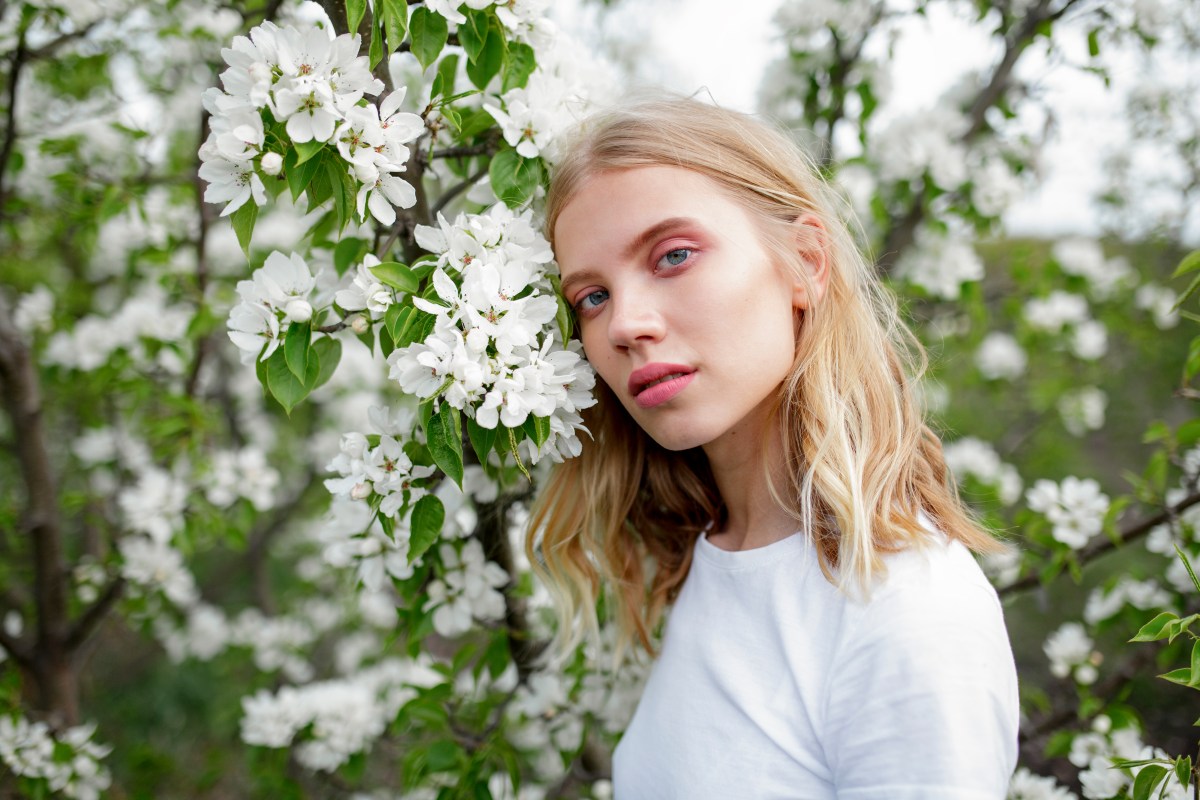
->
xmin=560 ymin=217 xmax=699 ymax=299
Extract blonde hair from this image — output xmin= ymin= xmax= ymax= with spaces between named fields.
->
xmin=527 ymin=95 xmax=1001 ymax=661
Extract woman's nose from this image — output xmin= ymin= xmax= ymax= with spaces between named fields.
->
xmin=606 ymin=292 xmax=666 ymax=351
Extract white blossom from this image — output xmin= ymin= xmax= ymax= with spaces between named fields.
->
xmin=1007 ymin=767 xmax=1078 ymax=800
xmin=424 ymin=539 xmax=509 ymax=637
xmin=943 ymin=436 xmax=1023 ymax=505
xmin=13 ymin=286 xmax=53 ymax=333
xmin=1057 ymin=386 xmax=1107 ymax=437
xmin=1024 ymin=291 xmax=1090 ymax=334
xmin=1026 ymin=476 xmax=1109 ymax=550
xmin=896 ymin=228 xmax=984 ymax=300
xmin=976 ymin=332 xmax=1028 ymax=381
xmin=1043 ymin=622 xmax=1097 ymax=683
xmin=1135 ymin=283 xmax=1180 ymax=329
xmin=1052 ymin=238 xmax=1133 ymax=300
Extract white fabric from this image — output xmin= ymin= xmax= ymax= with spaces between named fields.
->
xmin=612 ymin=529 xmax=1019 ymax=799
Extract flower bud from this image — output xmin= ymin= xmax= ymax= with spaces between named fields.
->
xmin=350 ymin=483 xmax=371 ymax=501
xmin=260 ymin=152 xmax=283 ymax=176
xmin=284 ymin=299 xmax=313 ymax=323
xmin=350 ymin=314 xmax=370 ymax=335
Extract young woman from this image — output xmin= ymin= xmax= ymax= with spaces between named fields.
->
xmin=527 ymin=96 xmax=1019 ymax=798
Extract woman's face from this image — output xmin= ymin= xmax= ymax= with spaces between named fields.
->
xmin=554 ymin=166 xmax=804 ymax=456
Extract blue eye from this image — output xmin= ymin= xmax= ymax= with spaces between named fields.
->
xmin=658 ymin=248 xmax=691 ymax=268
xmin=575 ymin=288 xmax=609 ymax=312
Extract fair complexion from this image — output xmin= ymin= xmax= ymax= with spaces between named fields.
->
xmin=555 ymin=166 xmax=828 ymax=551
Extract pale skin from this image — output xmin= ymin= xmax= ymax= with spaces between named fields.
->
xmin=554 ymin=166 xmax=829 ymax=552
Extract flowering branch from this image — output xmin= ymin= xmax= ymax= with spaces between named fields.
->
xmin=0 ymin=27 xmax=26 ymax=212
xmin=999 ymin=490 xmax=1200 ymax=597
xmin=65 ymin=578 xmax=125 ymax=653
xmin=0 ymin=299 xmax=76 ymax=724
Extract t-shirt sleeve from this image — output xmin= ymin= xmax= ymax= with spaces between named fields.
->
xmin=821 ymin=558 xmax=1019 ymax=800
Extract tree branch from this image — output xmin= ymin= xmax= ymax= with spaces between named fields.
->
xmin=0 ymin=27 xmax=27 ymax=215
xmin=432 ymin=164 xmax=489 ymax=218
xmin=0 ymin=296 xmax=77 ymax=722
xmin=65 ymin=578 xmax=125 ymax=652
xmin=999 ymin=490 xmax=1200 ymax=598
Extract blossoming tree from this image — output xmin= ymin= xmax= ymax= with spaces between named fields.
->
xmin=0 ymin=0 xmax=1197 ymax=797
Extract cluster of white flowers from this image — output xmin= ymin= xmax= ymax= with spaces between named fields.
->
xmin=976 ymin=331 xmax=1028 ymax=381
xmin=896 ymin=227 xmax=985 ymax=300
xmin=200 ymin=20 xmax=424 ymax=224
xmin=335 ymin=254 xmax=394 ymax=320
xmin=203 ymin=446 xmax=280 ymax=510
xmin=227 ymin=250 xmax=327 ymax=365
xmin=506 ymin=671 xmax=585 ymax=779
xmin=119 ymin=536 xmax=199 ymax=607
xmin=0 ymin=715 xmax=111 ymax=800
xmin=43 ymin=283 xmax=191 ymax=372
xmin=481 ymin=30 xmax=615 ymax=165
xmin=1057 ymin=386 xmax=1107 ymax=437
xmin=318 ymin=494 xmax=418 ymax=590
xmin=775 ymin=0 xmax=880 ymax=41
xmin=1006 ymin=767 xmax=1077 ymax=800
xmin=1026 ymin=476 xmax=1110 ymax=549
xmin=240 ymin=657 xmax=440 ymax=771
xmin=389 ymin=205 xmax=597 ymax=463
xmin=970 ymin=158 xmax=1023 ymax=217
xmin=1023 ymin=290 xmax=1090 ymax=334
xmin=1135 ymin=283 xmax=1180 ymax=329
xmin=873 ymin=107 xmax=970 ymax=189
xmin=233 ymin=604 xmax=340 ymax=682
xmin=1052 ymin=238 xmax=1134 ymax=300
xmin=1043 ymin=622 xmax=1099 ymax=685
xmin=1146 ymin=485 xmax=1200 ymax=556
xmin=325 ymin=405 xmax=435 ymax=518
xmin=1071 ymin=719 xmax=1188 ymax=800
xmin=1083 ymin=577 xmax=1173 ymax=625
xmin=943 ymin=437 xmax=1023 ymax=505
xmin=13 ymin=285 xmax=53 ymax=334
xmin=424 ymin=539 xmax=509 ymax=637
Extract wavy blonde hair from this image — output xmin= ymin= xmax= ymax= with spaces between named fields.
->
xmin=527 ymin=95 xmax=1001 ymax=661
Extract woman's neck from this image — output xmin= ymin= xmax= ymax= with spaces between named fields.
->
xmin=702 ymin=414 xmax=799 ymax=552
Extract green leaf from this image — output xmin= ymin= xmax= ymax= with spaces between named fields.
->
xmin=1087 ymin=28 xmax=1100 ymax=58
xmin=1175 ymin=544 xmax=1200 ymax=594
xmin=555 ymin=292 xmax=573 ymax=343
xmin=408 ymin=494 xmax=445 ymax=564
xmin=1131 ymin=611 xmax=1178 ymax=642
xmin=488 ymin=148 xmax=544 ymax=208
xmin=1132 ymin=765 xmax=1168 ymax=800
xmin=286 ymin=147 xmax=324 ymax=201
xmin=522 ymin=414 xmax=550 ymax=449
xmin=458 ymin=8 xmax=490 ymax=63
xmin=381 ymin=0 xmax=409 ymax=55
xmin=410 ymin=7 xmax=449 ymax=70
xmin=427 ymin=403 xmax=464 ymax=488
xmin=425 ymin=739 xmax=462 ymax=773
xmin=1171 ymin=249 xmax=1200 ymax=279
xmin=371 ymin=261 xmax=419 ymax=293
xmin=265 ymin=345 xmax=319 ymax=415
xmin=502 ymin=42 xmax=536 ymax=92
xmin=465 ymin=416 xmax=497 ymax=461
xmin=1175 ymin=756 xmax=1193 ymax=789
xmin=346 ymin=0 xmax=367 ymax=33
xmin=1186 ymin=336 xmax=1200 ymax=382
xmin=369 ymin=14 xmax=384 ymax=69
xmin=435 ymin=53 xmax=459 ymax=100
xmin=293 ymin=138 xmax=325 ymax=166
xmin=466 ymin=21 xmax=504 ymax=89
xmin=325 ymin=158 xmax=354 ymax=230
xmin=334 ymin=237 xmax=369 ymax=277
xmin=230 ymin=199 xmax=258 ymax=257
xmin=1177 ymin=419 xmax=1200 ymax=448
xmin=312 ymin=337 xmax=341 ymax=390
xmin=482 ymin=632 xmax=510 ymax=678
xmin=386 ymin=303 xmax=412 ymax=342
xmin=1190 ymin=639 xmax=1200 ymax=687
xmin=284 ymin=321 xmax=311 ymax=380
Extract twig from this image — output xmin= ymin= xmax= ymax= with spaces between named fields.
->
xmin=999 ymin=491 xmax=1200 ymax=598
xmin=432 ymin=164 xmax=489 ymax=218
xmin=0 ymin=27 xmax=27 ymax=215
xmin=65 ymin=578 xmax=125 ymax=652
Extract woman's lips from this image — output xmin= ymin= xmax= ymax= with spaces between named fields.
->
xmin=628 ymin=363 xmax=696 ymax=409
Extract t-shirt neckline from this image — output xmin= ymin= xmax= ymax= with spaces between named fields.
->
xmin=695 ymin=529 xmax=807 ymax=570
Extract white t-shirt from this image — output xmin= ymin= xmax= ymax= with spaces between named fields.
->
xmin=612 ymin=529 xmax=1019 ymax=799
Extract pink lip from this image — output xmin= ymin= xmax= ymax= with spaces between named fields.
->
xmin=628 ymin=363 xmax=696 ymax=409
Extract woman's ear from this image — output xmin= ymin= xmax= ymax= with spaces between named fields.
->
xmin=790 ymin=213 xmax=830 ymax=310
